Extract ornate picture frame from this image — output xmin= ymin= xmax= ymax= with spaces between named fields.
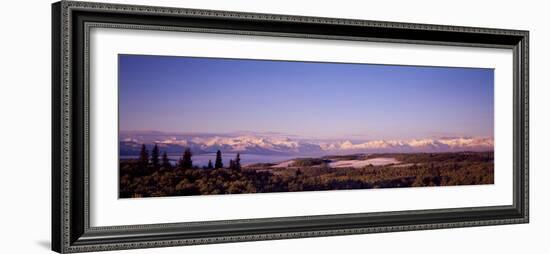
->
xmin=52 ymin=1 xmax=529 ymax=253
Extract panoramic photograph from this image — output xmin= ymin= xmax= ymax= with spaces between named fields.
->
xmin=118 ymin=54 xmax=494 ymax=198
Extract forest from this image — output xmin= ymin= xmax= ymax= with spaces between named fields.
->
xmin=119 ymin=144 xmax=494 ymax=198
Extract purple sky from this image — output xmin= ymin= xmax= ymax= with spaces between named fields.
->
xmin=118 ymin=54 xmax=494 ymax=140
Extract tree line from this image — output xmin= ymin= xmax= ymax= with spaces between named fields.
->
xmin=136 ymin=144 xmax=242 ymax=171
xmin=121 ymin=147 xmax=494 ymax=198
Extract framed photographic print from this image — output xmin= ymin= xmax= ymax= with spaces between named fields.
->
xmin=52 ymin=1 xmax=529 ymax=253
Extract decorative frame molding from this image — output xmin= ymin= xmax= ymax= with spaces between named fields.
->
xmin=52 ymin=1 xmax=529 ymax=253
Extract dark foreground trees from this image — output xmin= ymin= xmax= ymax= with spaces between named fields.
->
xmin=215 ymin=150 xmax=223 ymax=169
xmin=161 ymin=152 xmax=171 ymax=169
xmin=151 ymin=144 xmax=160 ymax=168
xmin=138 ymin=144 xmax=149 ymax=168
xmin=119 ymin=150 xmax=494 ymax=198
xmin=179 ymin=148 xmax=193 ymax=169
xmin=206 ymin=160 xmax=213 ymax=169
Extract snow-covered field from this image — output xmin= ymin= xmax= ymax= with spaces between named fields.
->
xmin=329 ymin=157 xmax=400 ymax=168
xmin=271 ymin=160 xmax=294 ymax=168
xmin=390 ymin=163 xmax=416 ymax=168
xmin=269 ymin=157 xmax=400 ymax=169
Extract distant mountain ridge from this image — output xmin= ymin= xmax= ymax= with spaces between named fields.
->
xmin=119 ymin=130 xmax=494 ymax=156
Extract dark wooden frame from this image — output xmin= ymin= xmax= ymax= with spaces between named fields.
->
xmin=52 ymin=1 xmax=529 ymax=253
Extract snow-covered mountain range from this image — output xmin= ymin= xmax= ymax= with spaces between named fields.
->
xmin=119 ymin=130 xmax=494 ymax=156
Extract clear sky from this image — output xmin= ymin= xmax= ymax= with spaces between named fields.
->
xmin=118 ymin=54 xmax=494 ymax=140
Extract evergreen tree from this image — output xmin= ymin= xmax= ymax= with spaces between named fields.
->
xmin=183 ymin=148 xmax=193 ymax=169
xmin=179 ymin=148 xmax=193 ymax=169
xmin=151 ymin=144 xmax=160 ymax=168
xmin=234 ymin=153 xmax=241 ymax=171
xmin=177 ymin=156 xmax=184 ymax=169
xmin=214 ymin=150 xmax=223 ymax=169
xmin=161 ymin=151 xmax=171 ymax=168
xmin=207 ymin=160 xmax=213 ymax=169
xmin=229 ymin=159 xmax=235 ymax=170
xmin=138 ymin=144 xmax=149 ymax=168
